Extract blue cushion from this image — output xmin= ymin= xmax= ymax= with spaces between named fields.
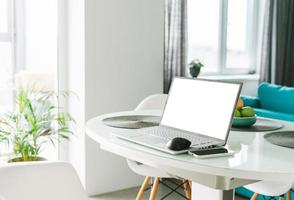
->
xmin=236 ymin=187 xmax=293 ymax=200
xmin=254 ymin=108 xmax=294 ymax=122
xmin=258 ymin=82 xmax=294 ymax=114
xmin=235 ymin=187 xmax=254 ymax=199
xmin=241 ymin=95 xmax=260 ymax=108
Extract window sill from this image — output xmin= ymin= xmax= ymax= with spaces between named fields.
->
xmin=198 ymin=74 xmax=260 ymax=81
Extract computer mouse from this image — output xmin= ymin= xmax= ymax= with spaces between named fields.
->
xmin=166 ymin=137 xmax=191 ymax=151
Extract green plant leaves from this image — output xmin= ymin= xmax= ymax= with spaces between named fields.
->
xmin=189 ymin=59 xmax=204 ymax=68
xmin=0 ymin=89 xmax=75 ymax=161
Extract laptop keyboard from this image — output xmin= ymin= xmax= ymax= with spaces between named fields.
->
xmin=143 ymin=126 xmax=214 ymax=146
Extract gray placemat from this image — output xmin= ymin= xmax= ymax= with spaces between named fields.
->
xmin=231 ymin=118 xmax=283 ymax=132
xmin=264 ymin=131 xmax=294 ymax=148
xmin=102 ymin=115 xmax=161 ymax=129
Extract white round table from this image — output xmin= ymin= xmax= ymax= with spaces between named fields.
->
xmin=86 ymin=110 xmax=294 ymax=200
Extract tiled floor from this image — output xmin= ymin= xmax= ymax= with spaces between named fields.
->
xmin=89 ymin=183 xmax=248 ymax=200
xmin=89 ymin=180 xmax=186 ymax=200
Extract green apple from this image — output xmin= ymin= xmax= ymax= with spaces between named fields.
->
xmin=234 ymin=109 xmax=241 ymax=117
xmin=240 ymin=106 xmax=255 ymax=117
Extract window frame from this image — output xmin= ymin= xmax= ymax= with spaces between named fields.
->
xmin=0 ymin=0 xmax=13 ymax=51
xmin=188 ymin=0 xmax=260 ymax=76
xmin=0 ymin=0 xmax=16 ymax=81
xmin=0 ymin=0 xmax=14 ymax=140
xmin=13 ymin=0 xmax=25 ymax=72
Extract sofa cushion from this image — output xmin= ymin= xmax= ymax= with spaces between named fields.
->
xmin=254 ymin=108 xmax=294 ymax=122
xmin=235 ymin=187 xmax=254 ymax=199
xmin=258 ymin=83 xmax=294 ymax=114
xmin=241 ymin=95 xmax=260 ymax=108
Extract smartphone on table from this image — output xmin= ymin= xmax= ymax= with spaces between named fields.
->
xmin=188 ymin=146 xmax=234 ymax=158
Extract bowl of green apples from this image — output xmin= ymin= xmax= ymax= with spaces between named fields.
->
xmin=232 ymin=99 xmax=257 ymax=127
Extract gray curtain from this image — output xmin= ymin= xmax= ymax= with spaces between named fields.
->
xmin=164 ymin=0 xmax=187 ymax=93
xmin=260 ymin=0 xmax=294 ymax=86
xmin=260 ymin=0 xmax=275 ymax=83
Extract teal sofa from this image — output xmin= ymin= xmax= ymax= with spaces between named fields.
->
xmin=235 ymin=82 xmax=294 ymax=199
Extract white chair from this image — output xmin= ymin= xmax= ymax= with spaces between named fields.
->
xmin=135 ymin=94 xmax=168 ymax=111
xmin=127 ymin=94 xmax=191 ymax=200
xmin=245 ymin=181 xmax=293 ymax=200
xmin=0 ymin=161 xmax=88 ymax=200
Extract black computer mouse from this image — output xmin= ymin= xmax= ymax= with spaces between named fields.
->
xmin=166 ymin=137 xmax=191 ymax=151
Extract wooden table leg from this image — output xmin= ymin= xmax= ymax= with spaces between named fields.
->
xmin=183 ymin=180 xmax=191 ymax=200
xmin=287 ymin=190 xmax=292 ymax=200
xmin=251 ymin=193 xmax=259 ymax=200
xmin=149 ymin=177 xmax=160 ymax=200
xmin=136 ymin=176 xmax=151 ymax=200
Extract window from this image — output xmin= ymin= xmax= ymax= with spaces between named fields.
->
xmin=188 ymin=0 xmax=259 ymax=75
xmin=0 ymin=0 xmax=57 ymax=112
xmin=0 ymin=0 xmax=13 ymax=111
xmin=20 ymin=0 xmax=58 ymax=73
xmin=17 ymin=0 xmax=58 ymax=160
xmin=0 ymin=0 xmax=58 ymax=159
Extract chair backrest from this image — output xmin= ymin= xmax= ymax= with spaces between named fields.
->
xmin=127 ymin=94 xmax=171 ymax=177
xmin=0 ymin=161 xmax=88 ymax=200
xmin=135 ymin=94 xmax=168 ymax=111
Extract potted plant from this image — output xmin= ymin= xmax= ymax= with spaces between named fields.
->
xmin=0 ymin=90 xmax=74 ymax=162
xmin=189 ymin=59 xmax=204 ymax=78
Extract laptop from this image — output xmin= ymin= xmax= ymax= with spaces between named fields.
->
xmin=114 ymin=77 xmax=242 ymax=154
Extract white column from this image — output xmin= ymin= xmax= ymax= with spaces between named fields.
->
xmin=192 ymin=182 xmax=234 ymax=200
xmin=84 ymin=0 xmax=164 ymax=195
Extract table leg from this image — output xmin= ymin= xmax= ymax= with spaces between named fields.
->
xmin=192 ymin=182 xmax=234 ymax=200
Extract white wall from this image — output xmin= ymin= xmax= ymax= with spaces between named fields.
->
xmin=63 ymin=0 xmax=164 ymax=195
xmin=66 ymin=0 xmax=86 ymax=185
xmin=200 ymin=75 xmax=259 ymax=96
xmin=84 ymin=0 xmax=164 ymax=195
xmin=240 ymin=80 xmax=259 ymax=96
xmin=58 ymin=0 xmax=86 ymax=185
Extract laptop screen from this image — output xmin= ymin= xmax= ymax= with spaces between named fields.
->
xmin=161 ymin=78 xmax=241 ymax=141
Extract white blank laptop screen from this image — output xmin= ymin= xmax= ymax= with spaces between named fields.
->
xmin=161 ymin=78 xmax=241 ymax=141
